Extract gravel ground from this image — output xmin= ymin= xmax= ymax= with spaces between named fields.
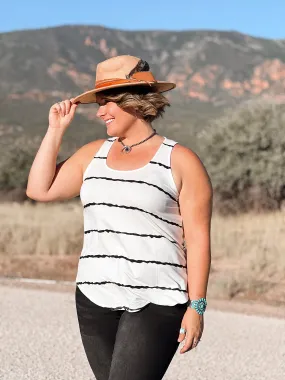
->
xmin=1 ymin=284 xmax=285 ymax=380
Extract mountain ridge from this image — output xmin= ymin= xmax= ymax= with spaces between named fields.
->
xmin=1 ymin=24 xmax=285 ymax=147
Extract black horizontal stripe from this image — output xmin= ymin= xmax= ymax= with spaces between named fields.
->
xmin=149 ymin=161 xmax=171 ymax=169
xmin=94 ymin=156 xmax=107 ymax=159
xmin=84 ymin=176 xmax=178 ymax=203
xmin=84 ymin=228 xmax=178 ymax=246
xmin=76 ymin=280 xmax=187 ymax=293
xmin=80 ymin=253 xmax=187 ymax=268
xmin=163 ymin=142 xmax=174 ymax=147
xmin=107 ymin=305 xmax=143 ymax=311
xmin=84 ymin=202 xmax=182 ymax=228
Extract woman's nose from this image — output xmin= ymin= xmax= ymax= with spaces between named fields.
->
xmin=96 ymin=105 xmax=106 ymax=118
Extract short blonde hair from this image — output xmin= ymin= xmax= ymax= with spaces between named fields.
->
xmin=97 ymin=87 xmax=170 ymax=123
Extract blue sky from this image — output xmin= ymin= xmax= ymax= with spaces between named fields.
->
xmin=1 ymin=0 xmax=284 ymax=39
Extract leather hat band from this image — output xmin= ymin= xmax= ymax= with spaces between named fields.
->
xmin=95 ymin=71 xmax=157 ymax=90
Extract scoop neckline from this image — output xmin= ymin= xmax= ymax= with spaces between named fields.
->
xmin=104 ymin=136 xmax=167 ymax=173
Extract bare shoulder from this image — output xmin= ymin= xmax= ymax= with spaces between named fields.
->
xmin=76 ymin=139 xmax=106 ymax=172
xmin=171 ymin=143 xmax=213 ymax=194
xmin=172 ymin=143 xmax=205 ymax=172
xmin=79 ymin=138 xmax=106 ymax=155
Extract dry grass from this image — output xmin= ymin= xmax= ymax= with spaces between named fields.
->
xmin=0 ymin=201 xmax=83 ymax=280
xmin=1 ymin=201 xmax=285 ymax=305
xmin=0 ymin=201 xmax=83 ymax=256
xmin=209 ymin=211 xmax=285 ymax=304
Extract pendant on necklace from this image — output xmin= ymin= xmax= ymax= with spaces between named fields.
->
xmin=122 ymin=146 xmax=132 ymax=153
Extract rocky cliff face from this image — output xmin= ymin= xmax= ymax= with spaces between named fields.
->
xmin=1 ymin=25 xmax=285 ymax=139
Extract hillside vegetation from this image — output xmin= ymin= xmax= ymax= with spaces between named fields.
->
xmin=198 ymin=99 xmax=285 ymax=213
xmin=1 ymin=25 xmax=285 ymax=144
xmin=1 ymin=99 xmax=284 ymax=214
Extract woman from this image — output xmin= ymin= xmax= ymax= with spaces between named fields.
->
xmin=26 ymin=55 xmax=212 ymax=380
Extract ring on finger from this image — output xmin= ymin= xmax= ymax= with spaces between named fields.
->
xmin=179 ymin=327 xmax=186 ymax=334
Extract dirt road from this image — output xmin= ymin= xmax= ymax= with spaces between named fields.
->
xmin=1 ymin=283 xmax=284 ymax=380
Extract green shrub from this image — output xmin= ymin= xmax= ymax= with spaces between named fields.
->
xmin=198 ymin=99 xmax=285 ymax=214
xmin=0 ymin=135 xmax=69 ymax=198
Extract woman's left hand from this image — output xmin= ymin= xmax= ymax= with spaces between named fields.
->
xmin=177 ymin=307 xmax=204 ymax=354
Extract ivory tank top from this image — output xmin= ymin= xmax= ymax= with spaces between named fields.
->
xmin=76 ymin=136 xmax=189 ymax=312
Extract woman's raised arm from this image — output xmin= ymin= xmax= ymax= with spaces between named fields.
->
xmin=26 ymin=98 xmax=103 ymax=202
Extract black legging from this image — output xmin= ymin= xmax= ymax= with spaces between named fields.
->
xmin=75 ymin=285 xmax=188 ymax=380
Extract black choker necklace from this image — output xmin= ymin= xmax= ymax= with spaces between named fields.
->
xmin=118 ymin=129 xmax=157 ymax=153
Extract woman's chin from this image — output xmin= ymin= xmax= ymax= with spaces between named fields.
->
xmin=106 ymin=129 xmax=116 ymax=136
xmin=106 ymin=124 xmax=118 ymax=136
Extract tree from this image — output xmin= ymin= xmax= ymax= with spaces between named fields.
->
xmin=0 ymin=135 xmax=70 ymax=202
xmin=198 ymin=99 xmax=285 ymax=214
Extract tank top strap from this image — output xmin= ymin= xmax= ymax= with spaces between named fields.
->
xmin=154 ymin=137 xmax=178 ymax=167
xmin=95 ymin=137 xmax=116 ymax=158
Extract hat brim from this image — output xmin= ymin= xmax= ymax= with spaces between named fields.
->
xmin=73 ymin=81 xmax=176 ymax=104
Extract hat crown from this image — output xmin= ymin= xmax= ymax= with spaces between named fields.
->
xmin=73 ymin=54 xmax=176 ymax=104
xmin=95 ymin=55 xmax=143 ymax=83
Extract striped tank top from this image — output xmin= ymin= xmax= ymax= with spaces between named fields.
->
xmin=76 ymin=136 xmax=189 ymax=312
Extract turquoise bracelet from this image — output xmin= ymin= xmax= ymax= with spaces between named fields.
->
xmin=187 ymin=297 xmax=207 ymax=315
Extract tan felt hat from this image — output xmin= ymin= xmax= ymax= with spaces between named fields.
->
xmin=73 ymin=55 xmax=176 ymax=104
